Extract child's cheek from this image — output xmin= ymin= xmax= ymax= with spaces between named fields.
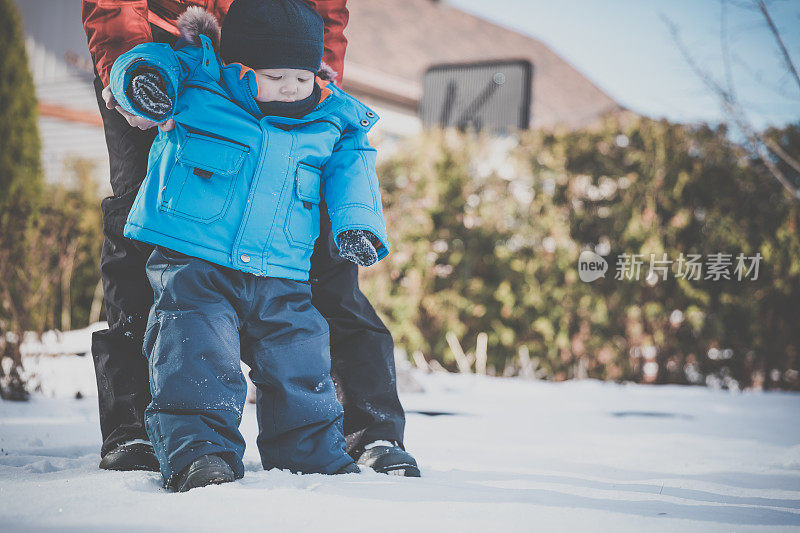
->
xmin=254 ymin=78 xmax=273 ymax=102
xmin=296 ymin=86 xmax=311 ymax=100
xmin=255 ymin=80 xmax=266 ymax=101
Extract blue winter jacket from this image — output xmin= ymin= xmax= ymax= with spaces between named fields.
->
xmin=109 ymin=34 xmax=388 ymax=281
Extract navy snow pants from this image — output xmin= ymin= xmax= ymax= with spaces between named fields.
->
xmin=143 ymin=247 xmax=353 ymax=486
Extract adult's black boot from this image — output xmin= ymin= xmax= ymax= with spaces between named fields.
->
xmin=99 ymin=441 xmax=159 ymax=472
xmin=354 ymin=441 xmax=420 ymax=477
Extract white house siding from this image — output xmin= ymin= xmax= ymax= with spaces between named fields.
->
xmin=16 ymin=0 xmax=110 ymax=194
xmin=38 ymin=116 xmax=111 ymax=195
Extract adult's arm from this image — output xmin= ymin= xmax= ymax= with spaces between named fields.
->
xmin=84 ymin=1 xmax=177 ymax=130
xmin=82 ymin=0 xmax=153 ymax=88
xmin=309 ymin=0 xmax=349 ymax=87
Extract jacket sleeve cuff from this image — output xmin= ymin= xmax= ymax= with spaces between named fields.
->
xmin=109 ymin=44 xmax=180 ymax=122
xmin=331 ymin=205 xmax=389 ymax=261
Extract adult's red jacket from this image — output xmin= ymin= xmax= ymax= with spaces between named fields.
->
xmin=82 ymin=0 xmax=349 ymax=88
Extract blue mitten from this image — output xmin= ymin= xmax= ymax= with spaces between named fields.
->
xmin=338 ymin=229 xmax=380 ymax=267
xmin=126 ymin=66 xmax=173 ymax=120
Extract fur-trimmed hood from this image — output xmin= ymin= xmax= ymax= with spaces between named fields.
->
xmin=177 ymin=6 xmax=221 ymax=50
xmin=176 ymin=6 xmax=337 ymax=82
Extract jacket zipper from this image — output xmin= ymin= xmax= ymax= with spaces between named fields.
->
xmin=182 ymin=125 xmax=251 ymax=151
xmin=270 ymin=118 xmax=343 ymax=134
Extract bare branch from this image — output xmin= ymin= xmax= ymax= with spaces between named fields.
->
xmin=665 ymin=13 xmax=800 ymax=200
xmin=663 ymin=15 xmax=735 ymax=106
xmin=763 ymin=135 xmax=800 ymax=176
xmin=723 ymin=100 xmax=800 ymax=198
xmin=720 ymin=0 xmax=736 ymax=99
xmin=731 ymin=52 xmax=800 ymax=101
xmin=758 ymin=0 xmax=800 ymax=95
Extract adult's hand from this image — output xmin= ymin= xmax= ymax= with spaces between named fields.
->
xmin=101 ymin=85 xmax=175 ymax=132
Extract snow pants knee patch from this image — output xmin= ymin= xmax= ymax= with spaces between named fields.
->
xmin=145 ymin=310 xmax=244 ymax=410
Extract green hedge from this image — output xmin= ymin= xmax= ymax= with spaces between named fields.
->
xmin=360 ymin=118 xmax=800 ymax=389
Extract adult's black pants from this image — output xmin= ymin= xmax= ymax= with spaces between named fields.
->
xmin=90 ymin=30 xmax=404 ymax=457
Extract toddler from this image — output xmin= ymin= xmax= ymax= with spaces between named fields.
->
xmin=109 ymin=0 xmax=388 ymax=491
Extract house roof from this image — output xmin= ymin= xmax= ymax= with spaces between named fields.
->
xmin=342 ymin=0 xmax=623 ymax=129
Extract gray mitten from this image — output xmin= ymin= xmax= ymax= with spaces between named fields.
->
xmin=338 ymin=229 xmax=380 ymax=267
xmin=126 ymin=66 xmax=173 ymax=120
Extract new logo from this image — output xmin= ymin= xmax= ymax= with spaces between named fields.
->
xmin=578 ymin=250 xmax=608 ymax=282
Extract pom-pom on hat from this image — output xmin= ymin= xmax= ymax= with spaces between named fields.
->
xmin=220 ymin=0 xmax=324 ymax=73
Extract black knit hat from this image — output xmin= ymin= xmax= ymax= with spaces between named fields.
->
xmin=220 ymin=0 xmax=323 ymax=73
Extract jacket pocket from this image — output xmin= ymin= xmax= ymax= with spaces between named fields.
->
xmin=284 ymin=162 xmax=322 ymax=249
xmin=159 ymin=131 xmax=249 ymax=224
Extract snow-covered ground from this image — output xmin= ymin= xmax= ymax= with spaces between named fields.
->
xmin=2 ymin=353 xmax=800 ymax=532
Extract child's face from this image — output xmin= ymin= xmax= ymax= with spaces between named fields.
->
xmin=252 ymin=68 xmax=315 ymax=103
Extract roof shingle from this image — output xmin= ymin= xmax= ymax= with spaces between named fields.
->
xmin=343 ymin=0 xmax=623 ymax=129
